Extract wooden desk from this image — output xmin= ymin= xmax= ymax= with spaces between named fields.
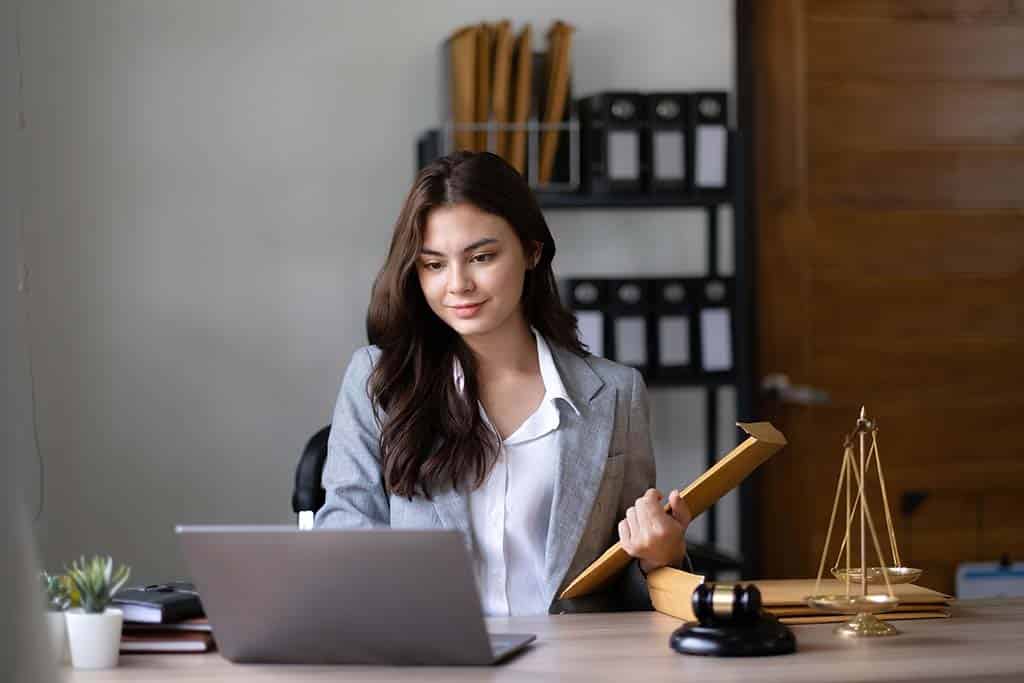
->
xmin=68 ymin=599 xmax=1024 ymax=682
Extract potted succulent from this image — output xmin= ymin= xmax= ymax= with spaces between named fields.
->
xmin=41 ymin=571 xmax=72 ymax=662
xmin=63 ymin=555 xmax=131 ymax=669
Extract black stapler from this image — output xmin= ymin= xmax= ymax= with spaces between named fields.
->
xmin=670 ymin=583 xmax=796 ymax=657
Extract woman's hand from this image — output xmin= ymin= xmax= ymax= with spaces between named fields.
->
xmin=618 ymin=488 xmax=692 ymax=575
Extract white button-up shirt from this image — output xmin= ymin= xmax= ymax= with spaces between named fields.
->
xmin=453 ymin=329 xmax=579 ymax=616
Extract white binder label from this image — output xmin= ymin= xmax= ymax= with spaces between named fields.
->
xmin=658 ymin=316 xmax=690 ymax=366
xmin=700 ymin=308 xmax=733 ymax=371
xmin=653 ymin=130 xmax=685 ymax=181
xmin=608 ymin=131 xmax=640 ymax=180
xmin=695 ymin=125 xmax=727 ymax=188
xmin=615 ymin=316 xmax=647 ymax=366
xmin=576 ymin=310 xmax=604 ymax=358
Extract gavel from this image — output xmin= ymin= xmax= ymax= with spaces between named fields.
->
xmin=691 ymin=582 xmax=763 ymax=627
xmin=670 ymin=582 xmax=796 ymax=657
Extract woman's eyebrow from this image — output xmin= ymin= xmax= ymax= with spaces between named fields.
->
xmin=419 ymin=238 xmax=499 ymax=257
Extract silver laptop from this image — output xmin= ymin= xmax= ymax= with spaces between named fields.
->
xmin=175 ymin=526 xmax=535 ymax=665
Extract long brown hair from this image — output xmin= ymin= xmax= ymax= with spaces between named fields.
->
xmin=365 ymin=151 xmax=587 ymax=499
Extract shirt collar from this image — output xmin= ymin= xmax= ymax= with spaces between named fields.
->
xmin=451 ymin=328 xmax=580 ymax=417
xmin=534 ymin=328 xmax=580 ymax=416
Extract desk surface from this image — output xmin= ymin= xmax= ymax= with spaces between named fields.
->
xmin=67 ymin=599 xmax=1024 ymax=682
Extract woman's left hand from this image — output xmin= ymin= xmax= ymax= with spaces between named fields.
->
xmin=618 ymin=488 xmax=693 ymax=575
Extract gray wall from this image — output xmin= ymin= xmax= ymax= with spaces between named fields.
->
xmin=16 ymin=0 xmax=737 ymax=582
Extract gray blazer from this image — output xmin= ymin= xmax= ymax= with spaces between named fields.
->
xmin=314 ymin=342 xmax=657 ymax=613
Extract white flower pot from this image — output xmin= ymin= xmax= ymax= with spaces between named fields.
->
xmin=45 ymin=612 xmax=70 ymax=664
xmin=65 ymin=607 xmax=123 ymax=670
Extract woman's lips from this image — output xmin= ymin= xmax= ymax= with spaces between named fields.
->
xmin=451 ymin=301 xmax=486 ymax=319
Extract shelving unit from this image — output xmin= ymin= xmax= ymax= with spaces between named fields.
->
xmin=539 ymin=139 xmax=750 ymax=578
xmin=412 ymin=136 xmax=751 ymax=578
xmin=417 ymin=6 xmax=757 ymax=580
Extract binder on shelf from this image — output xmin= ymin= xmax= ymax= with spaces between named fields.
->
xmin=490 ymin=21 xmax=514 ymax=159
xmin=653 ymin=279 xmax=696 ymax=381
xmin=508 ymin=24 xmax=533 ymax=174
xmin=446 ymin=25 xmax=479 ymax=152
xmin=690 ymin=91 xmax=730 ymax=194
xmin=565 ymin=279 xmax=607 ymax=359
xmin=698 ymin=278 xmax=734 ymax=374
xmin=648 ymin=93 xmax=691 ymax=195
xmin=474 ymin=23 xmax=493 ymax=152
xmin=580 ymin=92 xmax=648 ymax=195
xmin=607 ymin=279 xmax=651 ymax=373
xmin=562 ymin=276 xmax=735 ymax=384
xmin=417 ymin=129 xmax=442 ymax=170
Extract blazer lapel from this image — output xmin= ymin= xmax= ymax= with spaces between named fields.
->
xmin=543 ymin=347 xmax=616 ymax=604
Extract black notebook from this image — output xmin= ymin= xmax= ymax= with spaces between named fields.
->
xmin=113 ymin=582 xmax=205 ymax=624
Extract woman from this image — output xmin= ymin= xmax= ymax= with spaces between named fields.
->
xmin=315 ymin=151 xmax=691 ymax=616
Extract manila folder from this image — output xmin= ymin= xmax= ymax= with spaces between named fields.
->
xmin=558 ymin=422 xmax=787 ymax=600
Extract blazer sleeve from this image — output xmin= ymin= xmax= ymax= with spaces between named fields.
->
xmin=314 ymin=347 xmax=391 ymax=529
xmin=615 ymin=367 xmax=659 ymax=610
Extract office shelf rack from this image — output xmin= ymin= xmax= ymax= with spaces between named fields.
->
xmin=414 ymin=6 xmax=758 ymax=580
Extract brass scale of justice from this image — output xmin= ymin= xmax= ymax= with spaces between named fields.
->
xmin=805 ymin=407 xmax=923 ymax=637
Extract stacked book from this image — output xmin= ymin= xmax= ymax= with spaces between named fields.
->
xmin=113 ymin=583 xmax=215 ymax=653
xmin=648 ymin=570 xmax=952 ymax=624
xmin=756 ymin=579 xmax=952 ymax=625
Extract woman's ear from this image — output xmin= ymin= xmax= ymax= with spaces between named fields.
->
xmin=529 ymin=241 xmax=544 ymax=269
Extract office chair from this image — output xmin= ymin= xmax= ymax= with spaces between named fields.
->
xmin=291 ymin=424 xmax=331 ymax=529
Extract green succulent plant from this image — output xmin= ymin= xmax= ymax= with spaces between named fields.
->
xmin=40 ymin=571 xmax=72 ymax=612
xmin=65 ymin=555 xmax=131 ymax=614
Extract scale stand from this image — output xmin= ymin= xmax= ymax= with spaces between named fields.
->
xmin=806 ymin=407 xmax=923 ymax=637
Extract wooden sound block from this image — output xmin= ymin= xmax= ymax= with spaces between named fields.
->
xmin=558 ymin=422 xmax=787 ymax=600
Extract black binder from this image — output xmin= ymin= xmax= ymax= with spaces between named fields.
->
xmin=606 ymin=279 xmax=652 ymax=374
xmin=652 ymin=278 xmax=696 ymax=381
xmin=647 ymin=93 xmax=691 ymax=196
xmin=689 ymin=91 xmax=730 ymax=196
xmin=566 ymin=278 xmax=607 ymax=358
xmin=579 ymin=92 xmax=648 ymax=195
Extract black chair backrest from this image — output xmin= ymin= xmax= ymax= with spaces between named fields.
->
xmin=291 ymin=424 xmax=331 ymax=515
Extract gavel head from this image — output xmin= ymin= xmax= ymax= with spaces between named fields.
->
xmin=691 ymin=583 xmax=762 ymax=626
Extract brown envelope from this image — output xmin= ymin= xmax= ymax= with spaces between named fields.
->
xmin=490 ymin=21 xmax=513 ymax=159
xmin=558 ymin=422 xmax=788 ymax=600
xmin=448 ymin=25 xmax=478 ymax=152
xmin=538 ymin=21 xmax=574 ymax=185
xmin=508 ymin=24 xmax=533 ymax=174
xmin=475 ymin=23 xmax=493 ymax=151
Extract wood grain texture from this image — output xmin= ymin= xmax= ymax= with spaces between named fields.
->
xmin=808 ymin=81 xmax=1024 ymax=146
xmin=754 ymin=0 xmax=1024 ymax=593
xmin=62 ymin=601 xmax=1024 ymax=682
xmin=807 ymin=0 xmax=1022 ymax=23
xmin=806 ymin=20 xmax=1024 ymax=79
xmin=809 ymin=146 xmax=1024 ymax=208
xmin=810 ymin=210 xmax=1024 ymax=279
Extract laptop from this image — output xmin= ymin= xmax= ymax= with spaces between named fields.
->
xmin=175 ymin=525 xmax=535 ymax=665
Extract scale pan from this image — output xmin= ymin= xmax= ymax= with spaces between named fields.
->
xmin=831 ymin=566 xmax=922 ymax=585
xmin=806 ymin=593 xmax=899 ymax=615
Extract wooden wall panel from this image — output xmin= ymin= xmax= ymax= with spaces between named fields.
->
xmin=811 ymin=211 xmax=1024 ymax=280
xmin=756 ymin=0 xmax=1024 ymax=594
xmin=808 ymin=81 xmax=1024 ymax=146
xmin=806 ymin=21 xmax=1024 ymax=79
xmin=812 ymin=341 xmax=1024 ymax=405
xmin=811 ymin=276 xmax=1024 ymax=340
xmin=807 ymin=0 xmax=1021 ymax=23
xmin=809 ymin=147 xmax=1024 ymax=208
